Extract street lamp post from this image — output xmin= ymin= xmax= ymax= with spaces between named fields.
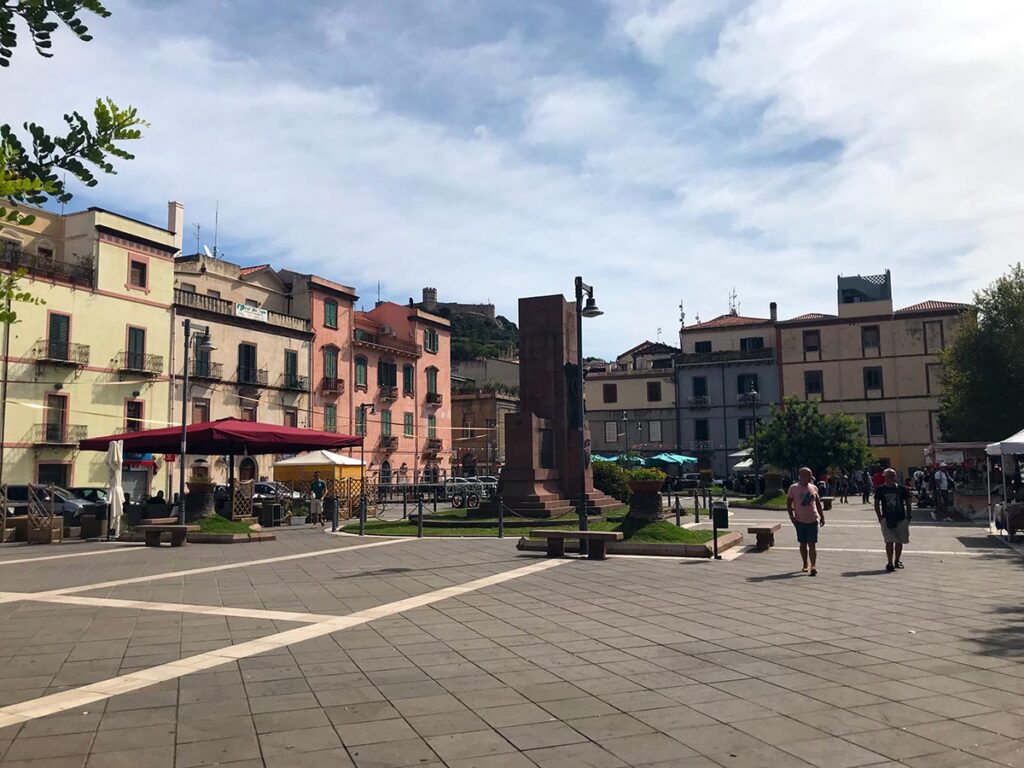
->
xmin=622 ymin=411 xmax=629 ymax=457
xmin=178 ymin=319 xmax=215 ymax=525
xmin=748 ymin=384 xmax=759 ymax=495
xmin=356 ymin=402 xmax=375 ymax=535
xmin=574 ymin=276 xmax=603 ymax=550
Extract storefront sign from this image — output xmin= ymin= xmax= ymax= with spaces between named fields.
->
xmin=235 ymin=303 xmax=269 ymax=322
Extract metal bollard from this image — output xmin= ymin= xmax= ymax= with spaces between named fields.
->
xmin=675 ymin=495 xmax=681 ymax=527
xmin=497 ymin=495 xmax=504 ymax=539
xmin=694 ymin=492 xmax=700 ymax=524
xmin=433 ymin=487 xmax=438 ymax=513
xmin=331 ymin=499 xmax=338 ymax=533
xmin=417 ymin=497 xmax=424 ymax=538
xmin=403 ymin=490 xmax=408 ymax=520
xmin=358 ymin=494 xmax=366 ymax=536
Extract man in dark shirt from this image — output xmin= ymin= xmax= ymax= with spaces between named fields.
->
xmin=874 ymin=468 xmax=912 ymax=572
xmin=309 ymin=471 xmax=327 ymax=527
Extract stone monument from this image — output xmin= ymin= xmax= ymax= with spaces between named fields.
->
xmin=493 ymin=294 xmax=619 ymax=517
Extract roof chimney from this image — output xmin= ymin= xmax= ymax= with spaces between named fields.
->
xmin=167 ymin=201 xmax=184 ymax=252
xmin=769 ymin=301 xmax=778 ymax=322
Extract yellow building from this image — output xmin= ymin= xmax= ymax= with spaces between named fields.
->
xmin=778 ymin=271 xmax=971 ymax=473
xmin=0 ymin=202 xmax=181 ymax=497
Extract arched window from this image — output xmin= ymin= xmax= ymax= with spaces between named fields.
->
xmin=380 ymin=460 xmax=392 ymax=485
xmin=402 ymin=364 xmax=415 ymax=394
xmin=426 ymin=367 xmax=438 ymax=394
xmin=355 ymin=356 xmax=367 ymax=389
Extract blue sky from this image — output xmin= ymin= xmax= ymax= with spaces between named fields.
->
xmin=8 ymin=0 xmax=1021 ymax=357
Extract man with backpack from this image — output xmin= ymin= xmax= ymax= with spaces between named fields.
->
xmin=875 ymin=468 xmax=912 ymax=571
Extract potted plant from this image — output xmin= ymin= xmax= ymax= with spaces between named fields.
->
xmin=184 ymin=472 xmax=217 ymax=521
xmin=626 ymin=467 xmax=667 ymax=522
xmin=626 ymin=467 xmax=667 ymax=495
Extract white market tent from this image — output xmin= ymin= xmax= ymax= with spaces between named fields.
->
xmin=984 ymin=428 xmax=1024 ymax=529
xmin=273 ymin=450 xmax=363 ymax=467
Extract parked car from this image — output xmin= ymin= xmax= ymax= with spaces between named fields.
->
xmin=674 ymin=473 xmax=704 ymax=490
xmin=5 ymin=484 xmax=96 ymax=522
xmin=254 ymin=481 xmax=301 ymax=500
xmin=69 ymin=487 xmax=110 ymax=505
xmin=444 ymin=477 xmax=485 ymax=505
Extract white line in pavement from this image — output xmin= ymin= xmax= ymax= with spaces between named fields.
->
xmin=721 ymin=544 xmax=754 ymax=561
xmin=0 ymin=545 xmax=145 ymax=566
xmin=0 ymin=556 xmax=569 ymax=730
xmin=775 ymin=546 xmax=1010 ymax=557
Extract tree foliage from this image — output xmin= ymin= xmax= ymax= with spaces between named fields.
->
xmin=939 ymin=264 xmax=1024 ymax=440
xmin=1 ymin=1 xmax=110 ymax=67
xmin=445 ymin=311 xmax=519 ymax=362
xmin=751 ymin=396 xmax=872 ymax=475
xmin=592 ymin=461 xmax=629 ymax=503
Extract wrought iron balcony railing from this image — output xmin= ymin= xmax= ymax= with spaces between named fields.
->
xmin=321 ymin=376 xmax=344 ymax=394
xmin=425 ymin=391 xmax=443 ymax=405
xmin=378 ymin=385 xmax=398 ymax=401
xmin=352 ymin=329 xmax=422 ymax=357
xmin=32 ymin=339 xmax=90 ymax=367
xmin=279 ymin=373 xmax=309 ymax=391
xmin=424 ymin=437 xmax=443 ymax=454
xmin=379 ymin=435 xmax=399 ymax=451
xmin=188 ymin=359 xmax=223 ymax=380
xmin=737 ymin=393 xmax=762 ymax=407
xmin=116 ymin=351 xmax=164 ymax=375
xmin=33 ymin=423 xmax=87 ymax=445
xmin=687 ymin=395 xmax=710 ymax=408
xmin=235 ymin=367 xmax=269 ymax=387
xmin=691 ymin=440 xmax=714 ymax=452
xmin=1 ymin=246 xmax=94 ymax=287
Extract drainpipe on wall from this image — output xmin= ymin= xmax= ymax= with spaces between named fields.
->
xmin=167 ymin=304 xmax=176 ymax=498
xmin=307 ymin=336 xmax=314 ymax=429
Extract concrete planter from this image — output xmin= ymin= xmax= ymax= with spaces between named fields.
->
xmin=627 ymin=480 xmax=664 ymax=522
xmin=289 ymin=516 xmax=307 ymax=526
xmin=516 ymin=531 xmax=743 ymax=558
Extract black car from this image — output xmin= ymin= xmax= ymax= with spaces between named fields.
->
xmin=6 ymin=484 xmax=99 ymax=522
xmin=69 ymin=487 xmax=110 ymax=505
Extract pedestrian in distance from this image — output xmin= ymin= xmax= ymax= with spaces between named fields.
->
xmin=787 ymin=467 xmax=826 ymax=576
xmin=875 ymin=468 xmax=912 ymax=571
xmin=860 ymin=467 xmax=872 ymax=504
xmin=309 ymin=471 xmax=327 ymax=527
xmin=838 ymin=474 xmax=850 ymax=504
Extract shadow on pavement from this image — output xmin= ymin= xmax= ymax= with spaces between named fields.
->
xmin=840 ymin=569 xmax=890 ymax=577
xmin=746 ymin=572 xmax=804 ymax=582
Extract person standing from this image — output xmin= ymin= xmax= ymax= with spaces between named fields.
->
xmin=787 ymin=467 xmax=826 ymax=576
xmin=860 ymin=467 xmax=872 ymax=504
xmin=875 ymin=468 xmax=911 ymax=571
xmin=309 ymin=471 xmax=327 ymax=527
xmin=933 ymin=465 xmax=952 ymax=520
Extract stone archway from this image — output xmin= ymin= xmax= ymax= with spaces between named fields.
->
xmin=239 ymin=457 xmax=257 ymax=482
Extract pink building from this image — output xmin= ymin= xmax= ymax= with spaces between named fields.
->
xmin=351 ymin=302 xmax=451 ymax=483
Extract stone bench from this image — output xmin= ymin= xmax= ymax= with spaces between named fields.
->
xmin=747 ymin=523 xmax=782 ymax=551
xmin=820 ymin=497 xmax=834 ymax=511
xmin=136 ymin=524 xmax=188 ymax=548
xmin=142 ymin=517 xmax=179 ymax=526
xmin=530 ymin=529 xmax=624 ymax=560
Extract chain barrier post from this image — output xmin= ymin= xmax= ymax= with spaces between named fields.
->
xmin=675 ymin=494 xmax=681 ymax=527
xmin=403 ymin=489 xmax=408 ymax=520
xmin=694 ymin=491 xmax=700 ymax=524
xmin=358 ymin=479 xmax=366 ymax=537
xmin=433 ymin=484 xmax=438 ymax=513
xmin=497 ymin=494 xmax=504 ymax=539
xmin=417 ymin=495 xmax=424 ymax=538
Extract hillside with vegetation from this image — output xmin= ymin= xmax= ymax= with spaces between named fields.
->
xmin=437 ymin=308 xmax=519 ymax=361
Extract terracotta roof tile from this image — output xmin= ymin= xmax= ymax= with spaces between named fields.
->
xmin=684 ymin=313 xmax=770 ymax=330
xmin=895 ymin=300 xmax=972 ymax=313
xmin=786 ymin=312 xmax=836 ymax=322
xmin=239 ymin=264 xmax=270 ymax=277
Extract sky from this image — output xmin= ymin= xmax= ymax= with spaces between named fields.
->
xmin=7 ymin=0 xmax=1022 ymax=358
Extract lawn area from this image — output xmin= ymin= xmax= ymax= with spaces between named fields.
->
xmin=345 ymin=517 xmax=718 ymax=543
xmin=730 ymin=491 xmax=788 ymax=509
xmin=197 ymin=516 xmax=256 ymax=534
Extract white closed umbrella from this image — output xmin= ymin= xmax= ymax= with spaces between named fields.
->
xmin=105 ymin=440 xmax=125 ymax=538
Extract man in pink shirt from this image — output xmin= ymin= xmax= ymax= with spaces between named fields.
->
xmin=787 ymin=467 xmax=826 ymax=575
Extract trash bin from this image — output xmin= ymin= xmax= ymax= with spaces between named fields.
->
xmin=81 ymin=514 xmax=109 ymax=539
xmin=324 ymin=497 xmax=339 ymax=527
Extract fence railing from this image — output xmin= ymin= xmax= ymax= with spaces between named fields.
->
xmin=279 ymin=373 xmax=309 ymax=391
xmin=32 ymin=339 xmax=90 ymax=366
xmin=0 ymin=246 xmax=94 ymax=287
xmin=32 ymin=423 xmax=87 ymax=445
xmin=116 ymin=351 xmax=164 ymax=375
xmin=188 ymin=359 xmax=223 ymax=380
xmin=379 ymin=385 xmax=398 ymax=400
xmin=235 ymin=367 xmax=269 ymax=386
xmin=321 ymin=376 xmax=344 ymax=394
xmin=353 ymin=329 xmax=423 ymax=357
xmin=426 ymin=391 xmax=443 ymax=405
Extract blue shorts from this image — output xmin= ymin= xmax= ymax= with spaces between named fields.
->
xmin=794 ymin=521 xmax=819 ymax=544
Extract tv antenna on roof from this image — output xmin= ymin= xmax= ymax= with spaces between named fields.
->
xmin=657 ymin=327 xmax=662 ymax=343
xmin=728 ymin=287 xmax=739 ymax=315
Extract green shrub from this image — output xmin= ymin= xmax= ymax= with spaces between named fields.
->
xmin=627 ymin=467 xmax=667 ymax=482
xmin=593 ymin=461 xmax=629 ymax=502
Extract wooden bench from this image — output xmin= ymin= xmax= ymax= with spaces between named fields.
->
xmin=820 ymin=497 xmax=834 ymax=511
xmin=136 ymin=524 xmax=188 ymax=547
xmin=141 ymin=517 xmax=178 ymax=526
xmin=530 ymin=530 xmax=624 ymax=560
xmin=747 ymin=523 xmax=782 ymax=551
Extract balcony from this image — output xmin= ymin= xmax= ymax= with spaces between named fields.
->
xmin=33 ymin=423 xmax=87 ymax=446
xmin=352 ymin=328 xmax=422 ymax=358
xmin=691 ymin=440 xmax=714 ymax=452
xmin=188 ymin=359 xmax=223 ymax=381
xmin=687 ymin=395 xmax=711 ymax=409
xmin=379 ymin=435 xmax=399 ymax=451
xmin=378 ymin=385 xmax=398 ymax=401
xmin=677 ymin=348 xmax=774 ymax=365
xmin=737 ymin=393 xmax=762 ymax=408
xmin=235 ymin=367 xmax=269 ymax=387
xmin=0 ymin=246 xmax=94 ymax=287
xmin=425 ymin=391 xmax=443 ymax=406
xmin=116 ymin=351 xmax=164 ymax=376
xmin=32 ymin=339 xmax=90 ymax=368
xmin=174 ymin=289 xmax=310 ymax=333
xmin=321 ymin=376 xmax=344 ymax=395
xmin=423 ymin=437 xmax=443 ymax=456
xmin=279 ymin=373 xmax=309 ymax=391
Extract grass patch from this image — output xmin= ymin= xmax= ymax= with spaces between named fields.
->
xmin=197 ymin=516 xmax=255 ymax=534
xmin=730 ymin=491 xmax=788 ymax=509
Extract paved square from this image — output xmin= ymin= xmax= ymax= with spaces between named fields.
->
xmin=0 ymin=503 xmax=1022 ymax=767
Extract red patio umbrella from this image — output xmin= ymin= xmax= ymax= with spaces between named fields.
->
xmin=80 ymin=417 xmax=363 ymax=455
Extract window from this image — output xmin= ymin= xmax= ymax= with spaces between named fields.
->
xmin=324 ymin=405 xmax=337 ymax=433
xmin=127 ymin=327 xmax=146 ymax=370
xmin=380 ymin=409 xmax=392 ymax=436
xmin=44 ymin=393 xmax=66 ymax=442
xmin=692 ymin=377 xmax=708 ymax=397
xmin=179 ymin=282 xmax=197 ymax=293
xmin=240 ymin=405 xmax=257 ymax=422
xmin=245 ymin=298 xmax=259 ymax=308
xmin=924 ymin=320 xmax=944 ymax=353
xmin=125 ymin=400 xmax=144 ymax=433
xmin=238 ymin=343 xmax=258 ymax=384
xmin=646 ymin=381 xmax=662 ymax=402
xmin=191 ymin=397 xmax=209 ymax=424
xmin=424 ymin=328 xmax=439 ymax=353
xmin=378 ymin=360 xmax=398 ymax=387
xmin=403 ymin=364 xmax=415 ymax=394
xmin=926 ymin=363 xmax=943 ymax=394
xmin=323 ymin=299 xmax=338 ymax=329
xmin=694 ymin=340 xmax=712 ymax=354
xmin=738 ymin=418 xmax=761 ymax=440
xmin=47 ymin=313 xmax=70 ymax=360
xmin=804 ymin=370 xmax=824 ymax=396
xmin=38 ymin=463 xmax=70 ymax=487
xmin=604 ymin=422 xmax=618 ymax=443
xmin=356 ymin=408 xmax=367 ymax=436
xmin=740 ymin=337 xmax=764 ymax=352
xmin=129 ymin=259 xmax=147 ymax=289
xmin=426 ymin=367 xmax=438 ymax=394
xmin=463 ymin=416 xmax=475 ymax=439
xmin=207 ymin=289 xmax=221 ymax=299
xmin=284 ymin=349 xmax=299 ymax=388
xmin=355 ymin=356 xmax=367 ymax=389
xmin=37 ymin=245 xmax=54 ymax=261
xmin=427 ymin=415 xmax=437 ymax=439
xmin=194 ymin=339 xmax=211 ymax=377
xmin=602 ymin=383 xmax=618 ymax=403
xmin=862 ymin=325 xmax=880 ymax=352
xmin=649 ymin=420 xmax=663 ymax=443
xmin=866 ymin=413 xmax=886 ymax=437
xmin=737 ymin=373 xmax=759 ymax=394
xmin=283 ymin=409 xmax=298 ymax=428
xmin=404 ymin=412 xmax=414 ymax=437
xmin=694 ymin=419 xmax=709 ymax=441
xmin=864 ymin=366 xmax=883 ymax=391
xmin=803 ymin=330 xmax=821 ymax=353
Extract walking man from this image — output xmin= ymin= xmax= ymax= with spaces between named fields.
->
xmin=933 ymin=465 xmax=952 ymax=520
xmin=787 ymin=467 xmax=826 ymax=575
xmin=309 ymin=471 xmax=327 ymax=527
xmin=860 ymin=467 xmax=872 ymax=504
xmin=875 ymin=468 xmax=911 ymax=571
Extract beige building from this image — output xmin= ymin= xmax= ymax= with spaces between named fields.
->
xmin=585 ymin=341 xmax=678 ymax=458
xmin=173 ymin=255 xmax=313 ymax=485
xmin=0 ymin=202 xmax=180 ymax=497
xmin=451 ymin=389 xmax=518 ymax=476
xmin=778 ymin=271 xmax=971 ymax=473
